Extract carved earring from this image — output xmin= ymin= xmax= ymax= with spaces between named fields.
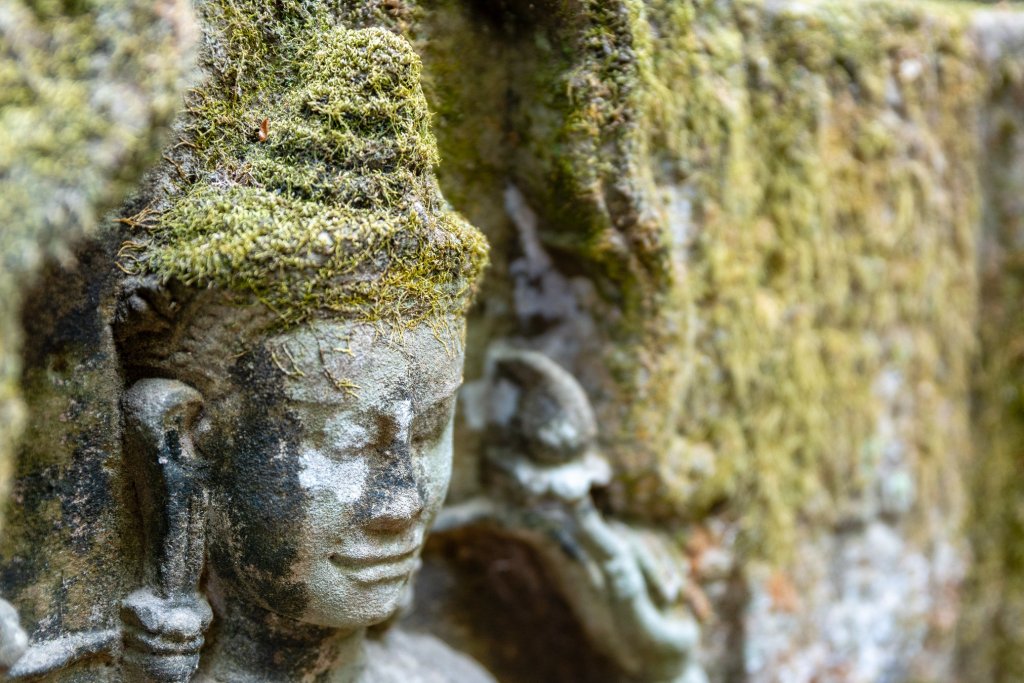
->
xmin=121 ymin=379 xmax=213 ymax=683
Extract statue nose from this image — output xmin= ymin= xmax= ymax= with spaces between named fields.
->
xmin=364 ymin=448 xmax=425 ymax=533
xmin=364 ymin=399 xmax=424 ymax=533
xmin=364 ymin=478 xmax=424 ymax=533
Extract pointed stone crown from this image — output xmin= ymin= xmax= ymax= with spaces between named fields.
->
xmin=128 ymin=26 xmax=488 ymax=329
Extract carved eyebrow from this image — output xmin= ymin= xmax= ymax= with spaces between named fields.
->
xmin=282 ymin=377 xmax=461 ymax=408
xmin=415 ymin=381 xmax=461 ymax=411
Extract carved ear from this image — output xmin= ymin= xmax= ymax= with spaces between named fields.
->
xmin=123 ymin=378 xmax=207 ymax=594
xmin=121 ymin=378 xmax=211 ymax=683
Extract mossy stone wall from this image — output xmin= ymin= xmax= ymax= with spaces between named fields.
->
xmin=958 ymin=13 xmax=1024 ymax=682
xmin=416 ymin=0 xmax=981 ymax=554
xmin=408 ymin=0 xmax=1021 ymax=679
xmin=0 ymin=0 xmax=195 ymax=529
xmin=3 ymin=0 xmax=1024 ymax=680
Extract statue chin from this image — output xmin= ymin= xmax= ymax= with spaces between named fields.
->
xmin=212 ymin=567 xmax=413 ymax=631
xmin=285 ymin=556 xmax=418 ymax=629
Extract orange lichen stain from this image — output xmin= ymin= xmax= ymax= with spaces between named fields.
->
xmin=766 ymin=571 xmax=801 ymax=613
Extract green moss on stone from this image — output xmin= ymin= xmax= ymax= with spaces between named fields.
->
xmin=131 ymin=26 xmax=487 ymax=327
xmin=0 ymin=0 xmax=192 ymax=527
xmin=414 ymin=0 xmax=984 ymax=561
xmin=637 ymin=0 xmax=980 ymax=554
xmin=959 ymin=17 xmax=1024 ymax=681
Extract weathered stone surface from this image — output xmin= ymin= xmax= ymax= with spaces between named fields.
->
xmin=0 ymin=0 xmax=196 ymax=521
xmin=0 ymin=0 xmax=195 ymax=674
xmin=959 ymin=11 xmax=1024 ymax=683
xmin=407 ymin=1 xmax=1024 ymax=680
xmin=4 ymin=0 xmax=1024 ymax=681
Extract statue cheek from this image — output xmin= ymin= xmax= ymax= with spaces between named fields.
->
xmin=297 ymin=446 xmax=369 ymax=536
xmin=418 ymin=434 xmax=454 ymax=518
xmin=203 ymin=406 xmax=311 ymax=612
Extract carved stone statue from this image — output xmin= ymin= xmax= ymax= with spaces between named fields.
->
xmin=111 ymin=289 xmax=493 ymax=683
xmin=438 ymin=349 xmax=708 ymax=683
xmin=0 ymin=13 xmax=715 ymax=675
xmin=4 ymin=24 xmax=493 ymax=683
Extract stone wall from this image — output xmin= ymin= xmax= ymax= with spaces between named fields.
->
xmin=2 ymin=0 xmax=1024 ymax=681
xmin=0 ymin=0 xmax=195 ymax=526
xmin=959 ymin=12 xmax=1024 ymax=682
xmin=407 ymin=1 xmax=1024 ymax=680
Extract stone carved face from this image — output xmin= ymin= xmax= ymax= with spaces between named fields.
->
xmin=197 ymin=318 xmax=463 ymax=629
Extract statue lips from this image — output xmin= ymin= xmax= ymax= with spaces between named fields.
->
xmin=328 ymin=547 xmax=420 ymax=584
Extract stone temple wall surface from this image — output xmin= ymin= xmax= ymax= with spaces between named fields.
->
xmin=1 ymin=0 xmax=1024 ymax=682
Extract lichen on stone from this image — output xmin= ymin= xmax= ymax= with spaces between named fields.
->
xmin=637 ymin=0 xmax=981 ymax=556
xmin=412 ymin=0 xmax=983 ymax=563
xmin=959 ymin=12 xmax=1024 ymax=681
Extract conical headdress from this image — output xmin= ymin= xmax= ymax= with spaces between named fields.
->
xmin=127 ymin=26 xmax=487 ymax=328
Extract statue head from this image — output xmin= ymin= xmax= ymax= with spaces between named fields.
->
xmin=113 ymin=25 xmax=487 ymax=671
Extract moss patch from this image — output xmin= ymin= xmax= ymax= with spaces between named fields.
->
xmin=635 ymin=0 xmax=980 ymax=555
xmin=413 ymin=0 xmax=983 ymax=560
xmin=128 ymin=25 xmax=486 ymax=327
xmin=959 ymin=17 xmax=1024 ymax=681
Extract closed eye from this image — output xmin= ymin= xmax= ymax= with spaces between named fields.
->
xmin=411 ymin=395 xmax=456 ymax=448
xmin=318 ymin=410 xmax=374 ymax=457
